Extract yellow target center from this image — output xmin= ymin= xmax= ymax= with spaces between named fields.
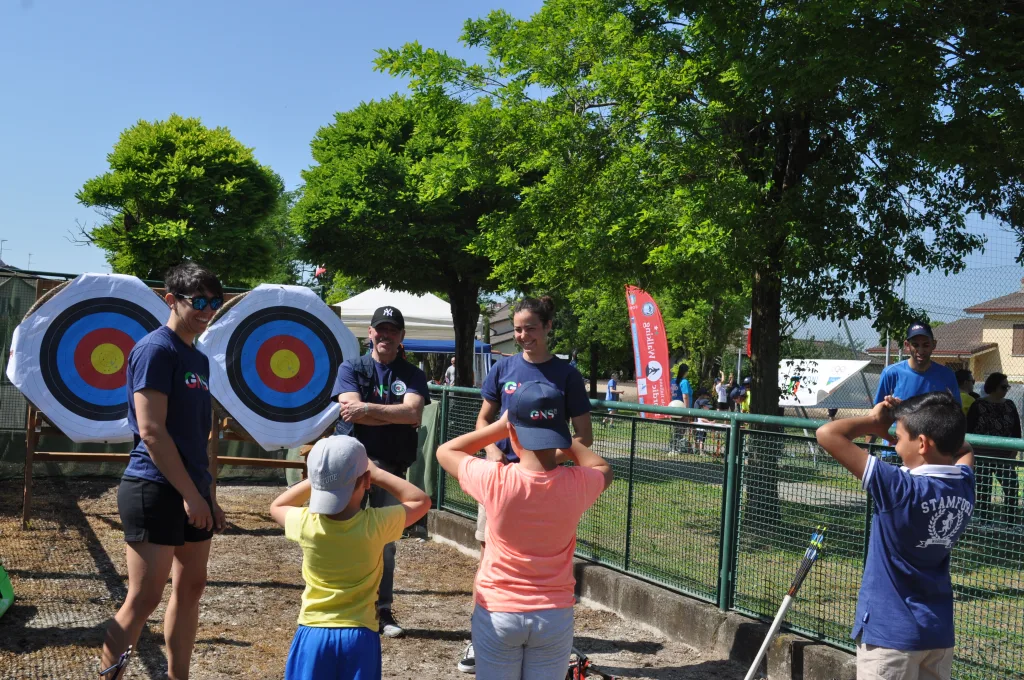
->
xmin=270 ymin=349 xmax=300 ymax=379
xmin=91 ymin=343 xmax=125 ymax=375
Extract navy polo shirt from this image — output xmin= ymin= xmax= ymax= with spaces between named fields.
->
xmin=331 ymin=355 xmax=429 ymax=465
xmin=124 ymin=326 xmax=213 ymax=496
xmin=854 ymin=456 xmax=975 ymax=650
xmin=480 ymin=354 xmax=591 ymax=461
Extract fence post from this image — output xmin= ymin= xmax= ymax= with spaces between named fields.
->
xmin=718 ymin=416 xmax=742 ymax=612
xmin=436 ymin=389 xmax=449 ymax=511
xmin=623 ymin=417 xmax=638 ymax=572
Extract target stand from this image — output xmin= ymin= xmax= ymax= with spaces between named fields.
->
xmin=11 ymin=276 xmax=313 ymax=528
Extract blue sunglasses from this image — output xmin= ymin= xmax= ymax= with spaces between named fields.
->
xmin=175 ymin=293 xmax=223 ymax=311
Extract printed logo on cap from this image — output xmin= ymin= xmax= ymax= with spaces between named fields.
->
xmin=530 ymin=409 xmax=557 ymax=421
xmin=383 ymin=308 xmax=394 ymax=317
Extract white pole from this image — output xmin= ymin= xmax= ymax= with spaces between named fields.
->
xmin=743 ymin=594 xmax=794 ymax=680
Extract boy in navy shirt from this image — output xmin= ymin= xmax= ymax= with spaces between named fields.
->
xmin=817 ymin=392 xmax=974 ymax=680
xmin=875 ymin=321 xmax=960 ymax=406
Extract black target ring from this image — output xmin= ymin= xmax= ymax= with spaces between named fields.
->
xmin=225 ymin=306 xmax=343 ymax=423
xmin=39 ymin=298 xmax=162 ymax=421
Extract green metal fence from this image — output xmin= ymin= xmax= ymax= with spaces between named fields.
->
xmin=430 ymin=385 xmax=1024 ymax=680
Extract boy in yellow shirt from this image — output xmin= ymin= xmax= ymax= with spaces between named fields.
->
xmin=270 ymin=436 xmax=431 ymax=680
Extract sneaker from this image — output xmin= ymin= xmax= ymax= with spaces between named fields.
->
xmin=378 ymin=609 xmax=404 ymax=638
xmin=457 ymin=642 xmax=476 ymax=674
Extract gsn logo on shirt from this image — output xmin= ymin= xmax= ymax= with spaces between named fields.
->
xmin=503 ymin=381 xmax=519 ymax=395
xmin=184 ymin=372 xmax=209 ymax=391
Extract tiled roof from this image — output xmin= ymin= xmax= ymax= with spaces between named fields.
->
xmin=865 ymin=317 xmax=997 ymax=358
xmin=964 ymin=289 xmax=1024 ymax=314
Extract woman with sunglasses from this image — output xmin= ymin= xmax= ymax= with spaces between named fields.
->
xmin=966 ymin=372 xmax=1022 ymax=525
xmin=100 ymin=262 xmax=225 ymax=680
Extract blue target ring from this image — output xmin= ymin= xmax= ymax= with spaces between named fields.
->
xmin=54 ymin=312 xmax=151 ymax=407
xmin=238 ymin=320 xmax=330 ymax=408
xmin=225 ymin=306 xmax=343 ymax=423
xmin=40 ymin=298 xmax=162 ymax=421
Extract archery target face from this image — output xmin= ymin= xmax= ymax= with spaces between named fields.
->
xmin=198 ymin=284 xmax=360 ymax=451
xmin=5 ymin=274 xmax=170 ymax=443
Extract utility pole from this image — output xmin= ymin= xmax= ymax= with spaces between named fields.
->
xmin=0 ymin=239 xmax=8 ymax=262
xmin=27 ymin=253 xmax=32 ymax=270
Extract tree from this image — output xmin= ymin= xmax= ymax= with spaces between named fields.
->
xmin=76 ymin=115 xmax=284 ymax=286
xmin=292 ymin=94 xmax=524 ymax=386
xmin=380 ymin=0 xmax=1021 ymax=416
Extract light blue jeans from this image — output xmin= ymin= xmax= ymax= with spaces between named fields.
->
xmin=471 ymin=604 xmax=574 ymax=680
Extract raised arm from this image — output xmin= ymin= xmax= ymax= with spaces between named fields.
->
xmin=368 ymin=460 xmax=431 ymax=527
xmin=438 ymin=417 xmax=509 ymax=480
xmin=476 ymin=399 xmax=506 ymax=463
xmin=564 ymin=440 xmax=614 ymax=489
xmin=816 ymin=401 xmax=895 ymax=480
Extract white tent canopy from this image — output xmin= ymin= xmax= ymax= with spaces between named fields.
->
xmin=334 ymin=287 xmax=456 ymax=341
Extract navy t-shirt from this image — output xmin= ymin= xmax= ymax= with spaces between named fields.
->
xmin=874 ymin=361 xmax=961 ymax=406
xmin=331 ymin=355 xmax=429 ymax=466
xmin=124 ymin=326 xmax=213 ymax=496
xmin=480 ymin=354 xmax=591 ymax=461
xmin=854 ymin=456 xmax=975 ymax=650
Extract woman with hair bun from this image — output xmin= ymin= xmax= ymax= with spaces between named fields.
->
xmin=454 ymin=295 xmax=593 ymax=674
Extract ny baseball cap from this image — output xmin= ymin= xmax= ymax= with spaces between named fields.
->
xmin=507 ymin=381 xmax=572 ymax=451
xmin=906 ymin=321 xmax=933 ymax=340
xmin=371 ymin=306 xmax=405 ymax=330
xmin=307 ymin=436 xmax=369 ymax=515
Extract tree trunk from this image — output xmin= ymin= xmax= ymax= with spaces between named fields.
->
xmin=447 ymin=279 xmax=481 ymax=387
xmin=744 ymin=265 xmax=784 ymax=530
xmin=589 ymin=342 xmax=599 ymax=399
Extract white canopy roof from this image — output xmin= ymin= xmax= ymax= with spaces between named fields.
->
xmin=334 ymin=286 xmax=456 ymax=341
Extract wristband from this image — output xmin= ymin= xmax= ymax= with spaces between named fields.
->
xmin=363 ymin=403 xmax=369 ymax=416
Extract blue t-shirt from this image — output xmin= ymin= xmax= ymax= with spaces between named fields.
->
xmin=480 ymin=354 xmax=591 ymax=461
xmin=331 ymin=355 xmax=429 ymax=466
xmin=874 ymin=361 xmax=961 ymax=406
xmin=124 ymin=326 xmax=213 ymax=496
xmin=672 ymin=377 xmax=693 ymax=406
xmin=854 ymin=456 xmax=975 ymax=650
xmin=605 ymin=379 xmax=619 ymax=402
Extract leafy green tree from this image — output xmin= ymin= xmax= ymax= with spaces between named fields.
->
xmin=322 ymin=272 xmax=370 ymax=306
xmin=292 ymin=94 xmax=524 ymax=386
xmin=77 ymin=114 xmax=284 ymax=285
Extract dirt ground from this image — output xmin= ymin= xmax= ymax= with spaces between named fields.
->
xmin=0 ymin=478 xmax=747 ymax=679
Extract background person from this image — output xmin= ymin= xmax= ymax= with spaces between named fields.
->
xmin=437 ymin=382 xmax=613 ymax=680
xmin=671 ymin=363 xmax=693 ymax=409
xmin=445 ymin=356 xmax=456 ymax=386
xmin=875 ymin=322 xmax=960 ymax=406
xmin=459 ymin=295 xmax=592 ymax=674
xmin=715 ymin=372 xmax=732 ymax=411
xmin=966 ymin=372 xmax=1022 ymax=525
xmin=332 ymin=305 xmax=430 ymax=639
xmin=601 ymin=372 xmax=625 ymax=427
xmin=100 ymin=263 xmax=225 ymax=680
xmin=956 ymin=369 xmax=979 ymax=417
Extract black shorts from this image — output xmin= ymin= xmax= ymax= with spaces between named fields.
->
xmin=118 ymin=476 xmax=214 ymax=546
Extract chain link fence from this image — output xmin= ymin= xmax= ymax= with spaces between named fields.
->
xmin=432 ymin=386 xmax=1024 ymax=680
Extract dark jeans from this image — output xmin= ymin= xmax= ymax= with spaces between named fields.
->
xmin=976 ymin=457 xmax=1020 ymax=523
xmin=369 ymin=458 xmax=408 ymax=611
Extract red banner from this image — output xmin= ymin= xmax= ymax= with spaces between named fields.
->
xmin=625 ymin=285 xmax=672 ymax=418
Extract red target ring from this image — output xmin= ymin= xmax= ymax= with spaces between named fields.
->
xmin=254 ymin=334 xmax=316 ymax=393
xmin=72 ymin=328 xmax=136 ymax=391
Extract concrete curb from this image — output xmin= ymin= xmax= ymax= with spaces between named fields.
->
xmin=427 ymin=509 xmax=856 ymax=680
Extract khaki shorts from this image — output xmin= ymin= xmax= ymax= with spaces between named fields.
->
xmin=856 ymin=643 xmax=953 ymax=680
xmin=475 ymin=503 xmax=487 ymax=542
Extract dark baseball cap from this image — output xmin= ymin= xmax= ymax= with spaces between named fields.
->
xmin=695 ymin=397 xmax=712 ymax=409
xmin=906 ymin=321 xmax=933 ymax=340
xmin=507 ymin=381 xmax=572 ymax=451
xmin=371 ymin=306 xmax=405 ymax=330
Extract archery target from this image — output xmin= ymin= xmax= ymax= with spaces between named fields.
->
xmin=198 ymin=284 xmax=360 ymax=451
xmin=5 ymin=274 xmax=170 ymax=443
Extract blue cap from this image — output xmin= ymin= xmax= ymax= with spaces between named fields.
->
xmin=507 ymin=381 xmax=572 ymax=451
xmin=906 ymin=321 xmax=933 ymax=340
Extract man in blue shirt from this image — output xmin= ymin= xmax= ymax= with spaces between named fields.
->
xmin=102 ymin=262 xmax=225 ymax=680
xmin=817 ymin=392 xmax=974 ymax=679
xmin=332 ymin=305 xmax=429 ymax=639
xmin=875 ymin=321 xmax=961 ymax=406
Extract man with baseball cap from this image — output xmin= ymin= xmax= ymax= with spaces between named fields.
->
xmin=269 ymin=436 xmax=431 ymax=677
xmin=331 ymin=305 xmax=430 ymax=638
xmin=874 ymin=321 xmax=961 ymax=406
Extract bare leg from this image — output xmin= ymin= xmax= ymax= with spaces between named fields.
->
xmin=165 ymin=539 xmax=211 ymax=680
xmin=101 ymin=542 xmax=175 ymax=672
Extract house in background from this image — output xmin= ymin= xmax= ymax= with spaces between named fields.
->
xmin=488 ymin=301 xmax=516 ymax=355
xmin=866 ymin=278 xmax=1024 ymax=382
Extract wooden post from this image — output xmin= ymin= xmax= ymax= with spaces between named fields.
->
xmin=22 ymin=405 xmax=39 ymax=529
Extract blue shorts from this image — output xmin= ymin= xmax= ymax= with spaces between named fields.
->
xmin=285 ymin=625 xmax=381 ymax=680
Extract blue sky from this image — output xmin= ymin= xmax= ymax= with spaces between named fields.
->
xmin=0 ymin=0 xmax=543 ymax=274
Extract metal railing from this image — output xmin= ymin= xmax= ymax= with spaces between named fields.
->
xmin=429 ymin=385 xmax=1024 ymax=680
